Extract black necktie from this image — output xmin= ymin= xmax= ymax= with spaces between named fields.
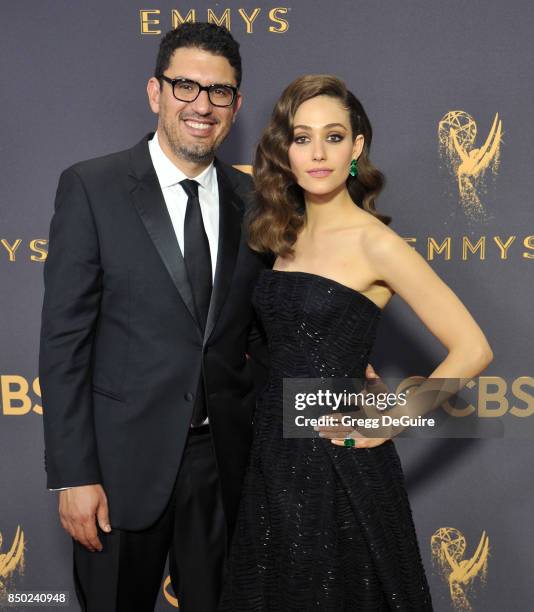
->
xmin=180 ymin=179 xmax=212 ymax=427
xmin=180 ymin=179 xmax=213 ymax=330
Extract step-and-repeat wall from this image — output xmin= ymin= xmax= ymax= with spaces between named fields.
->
xmin=2 ymin=2 xmax=533 ymax=610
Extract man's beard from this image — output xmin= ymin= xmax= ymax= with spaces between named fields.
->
xmin=161 ymin=116 xmax=217 ymax=164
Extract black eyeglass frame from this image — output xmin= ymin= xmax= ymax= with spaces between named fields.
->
xmin=158 ymin=75 xmax=238 ymax=107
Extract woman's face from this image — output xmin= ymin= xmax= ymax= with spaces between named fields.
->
xmin=288 ymin=95 xmax=363 ymax=197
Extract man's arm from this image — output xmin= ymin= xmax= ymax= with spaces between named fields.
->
xmin=39 ymin=166 xmax=103 ymax=490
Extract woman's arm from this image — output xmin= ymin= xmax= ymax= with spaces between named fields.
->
xmin=364 ymin=224 xmax=493 ymax=378
xmin=326 ymin=224 xmax=494 ymax=448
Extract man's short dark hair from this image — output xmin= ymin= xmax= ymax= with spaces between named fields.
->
xmin=155 ymin=22 xmax=242 ymax=88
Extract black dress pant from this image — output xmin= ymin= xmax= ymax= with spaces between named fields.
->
xmin=72 ymin=426 xmax=227 ymax=611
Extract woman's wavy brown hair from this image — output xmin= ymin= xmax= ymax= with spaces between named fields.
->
xmin=247 ymin=74 xmax=391 ymax=257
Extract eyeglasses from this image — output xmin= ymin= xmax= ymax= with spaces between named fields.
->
xmin=159 ymin=75 xmax=238 ymax=107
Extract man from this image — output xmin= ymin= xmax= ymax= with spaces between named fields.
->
xmin=39 ymin=23 xmax=269 ymax=611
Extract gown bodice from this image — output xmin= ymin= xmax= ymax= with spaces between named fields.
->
xmin=253 ymin=269 xmax=383 ymax=381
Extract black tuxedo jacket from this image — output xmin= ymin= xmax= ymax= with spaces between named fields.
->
xmin=39 ymin=133 xmax=271 ymax=540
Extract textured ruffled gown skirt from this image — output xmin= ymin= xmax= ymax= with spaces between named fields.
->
xmin=218 ymin=270 xmax=434 ymax=611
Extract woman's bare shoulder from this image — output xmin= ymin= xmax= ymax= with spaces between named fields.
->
xmin=336 ymin=210 xmax=398 ymax=252
xmin=358 ymin=215 xmax=406 ymax=258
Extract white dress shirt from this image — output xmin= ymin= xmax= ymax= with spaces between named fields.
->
xmin=49 ymin=132 xmax=219 ymax=491
xmin=149 ymin=130 xmax=219 ymax=281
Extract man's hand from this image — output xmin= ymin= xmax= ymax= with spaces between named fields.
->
xmin=59 ymin=484 xmax=111 ymax=552
xmin=364 ymin=362 xmax=380 ymax=384
xmin=314 ymin=362 xmax=393 ymax=448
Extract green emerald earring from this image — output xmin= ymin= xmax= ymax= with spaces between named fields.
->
xmin=349 ymin=158 xmax=358 ymax=178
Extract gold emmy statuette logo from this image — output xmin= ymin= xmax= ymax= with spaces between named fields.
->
xmin=163 ymin=574 xmax=179 ymax=607
xmin=431 ymin=527 xmax=489 ymax=611
xmin=0 ymin=526 xmax=26 ymax=595
xmin=438 ymin=111 xmax=503 ymax=221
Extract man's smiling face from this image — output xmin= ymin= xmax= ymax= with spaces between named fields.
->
xmin=148 ymin=46 xmax=242 ymax=166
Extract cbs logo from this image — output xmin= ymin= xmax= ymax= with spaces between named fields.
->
xmin=1 ymin=375 xmax=533 ymax=418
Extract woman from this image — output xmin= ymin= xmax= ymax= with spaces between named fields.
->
xmin=219 ymin=75 xmax=493 ymax=610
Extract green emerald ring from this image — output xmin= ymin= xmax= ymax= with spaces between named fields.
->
xmin=344 ymin=437 xmax=356 ymax=448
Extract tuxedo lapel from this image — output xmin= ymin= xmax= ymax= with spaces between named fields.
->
xmin=128 ymin=134 xmax=199 ymax=329
xmin=128 ymin=134 xmax=244 ymax=344
xmin=204 ymin=161 xmax=243 ymax=344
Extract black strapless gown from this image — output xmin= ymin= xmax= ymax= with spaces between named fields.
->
xmin=218 ymin=270 xmax=433 ymax=611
